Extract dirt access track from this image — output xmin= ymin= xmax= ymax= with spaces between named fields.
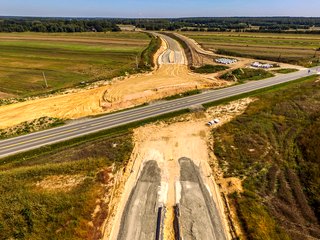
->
xmin=104 ymin=98 xmax=254 ymax=240
xmin=0 ymin=33 xmax=229 ymax=129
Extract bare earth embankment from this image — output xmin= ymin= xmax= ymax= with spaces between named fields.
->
xmin=104 ymin=98 xmax=254 ymax=240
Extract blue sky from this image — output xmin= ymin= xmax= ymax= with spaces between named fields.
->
xmin=0 ymin=0 xmax=319 ymax=18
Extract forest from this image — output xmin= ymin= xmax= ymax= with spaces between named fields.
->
xmin=1 ymin=17 xmax=320 ymax=33
xmin=0 ymin=18 xmax=120 ymax=32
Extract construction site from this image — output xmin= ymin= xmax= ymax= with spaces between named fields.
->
xmin=0 ymin=29 xmax=315 ymax=240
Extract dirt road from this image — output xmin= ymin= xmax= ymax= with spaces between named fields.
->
xmin=156 ymin=33 xmax=187 ymax=65
xmin=179 ymin=157 xmax=226 ymax=240
xmin=117 ymin=160 xmax=162 ymax=240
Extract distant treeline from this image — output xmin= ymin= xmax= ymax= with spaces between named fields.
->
xmin=117 ymin=17 xmax=320 ymax=33
xmin=0 ymin=18 xmax=120 ymax=32
xmin=120 ymin=17 xmax=320 ymax=33
xmin=1 ymin=17 xmax=320 ymax=33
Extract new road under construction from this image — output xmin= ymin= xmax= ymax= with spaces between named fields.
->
xmin=115 ymin=159 xmax=227 ymax=240
xmin=1 ymin=32 xmax=319 ymax=240
xmin=106 ymin=33 xmax=230 ymax=240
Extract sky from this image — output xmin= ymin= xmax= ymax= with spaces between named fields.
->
xmin=0 ymin=0 xmax=319 ymax=18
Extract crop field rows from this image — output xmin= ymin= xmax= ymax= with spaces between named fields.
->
xmin=182 ymin=32 xmax=320 ymax=66
xmin=0 ymin=32 xmax=149 ymax=97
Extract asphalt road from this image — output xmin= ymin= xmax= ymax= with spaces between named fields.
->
xmin=117 ymin=160 xmax=161 ymax=240
xmin=0 ymin=38 xmax=318 ymax=158
xmin=178 ymin=157 xmax=227 ymax=240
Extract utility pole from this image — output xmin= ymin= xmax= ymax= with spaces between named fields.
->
xmin=42 ymin=72 xmax=48 ymax=88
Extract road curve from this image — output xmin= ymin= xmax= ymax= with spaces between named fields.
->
xmin=0 ymin=64 xmax=318 ymax=157
xmin=155 ymin=33 xmax=187 ymax=65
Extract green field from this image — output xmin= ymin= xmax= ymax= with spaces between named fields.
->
xmin=0 ymin=32 xmax=150 ymax=97
xmin=182 ymin=32 xmax=320 ymax=67
xmin=213 ymin=76 xmax=320 ymax=239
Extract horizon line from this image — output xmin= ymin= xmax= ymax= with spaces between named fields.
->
xmin=1 ymin=15 xmax=320 ymax=19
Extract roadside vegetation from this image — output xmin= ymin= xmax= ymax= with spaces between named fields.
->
xmin=213 ymin=76 xmax=320 ymax=239
xmin=221 ymin=68 xmax=274 ymax=83
xmin=163 ymin=89 xmax=202 ymax=100
xmin=139 ymin=33 xmax=161 ymax=69
xmin=191 ymin=64 xmax=229 ymax=74
xmin=273 ymin=68 xmax=299 ymax=74
xmin=0 ymin=132 xmax=133 ymax=240
xmin=182 ymin=32 xmax=320 ymax=67
xmin=0 ymin=32 xmax=150 ymax=97
xmin=0 ymin=117 xmax=64 ymax=139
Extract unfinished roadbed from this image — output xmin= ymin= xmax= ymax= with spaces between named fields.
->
xmin=104 ymin=98 xmax=254 ymax=240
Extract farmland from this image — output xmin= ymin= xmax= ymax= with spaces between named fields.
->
xmin=213 ymin=75 xmax=320 ymax=239
xmin=181 ymin=32 xmax=320 ymax=67
xmin=0 ymin=32 xmax=149 ymax=97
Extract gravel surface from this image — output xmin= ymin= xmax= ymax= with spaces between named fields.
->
xmin=117 ymin=160 xmax=161 ymax=240
xmin=179 ymin=157 xmax=227 ymax=240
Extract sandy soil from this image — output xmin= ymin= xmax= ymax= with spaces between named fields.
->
xmin=101 ymin=64 xmax=225 ymax=111
xmin=0 ymin=35 xmax=229 ymax=129
xmin=103 ymin=98 xmax=254 ymax=240
xmin=0 ymin=87 xmax=106 ymax=128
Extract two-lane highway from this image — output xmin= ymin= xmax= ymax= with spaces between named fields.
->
xmin=0 ymin=67 xmax=318 ymax=158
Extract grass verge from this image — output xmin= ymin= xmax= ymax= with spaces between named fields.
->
xmin=273 ymin=68 xmax=299 ymax=74
xmin=191 ymin=64 xmax=229 ymax=74
xmin=0 ymin=117 xmax=65 ymax=140
xmin=139 ymin=33 xmax=161 ymax=69
xmin=221 ymin=68 xmax=274 ymax=83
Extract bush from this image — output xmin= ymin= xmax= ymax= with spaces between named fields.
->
xmin=191 ymin=64 xmax=229 ymax=74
